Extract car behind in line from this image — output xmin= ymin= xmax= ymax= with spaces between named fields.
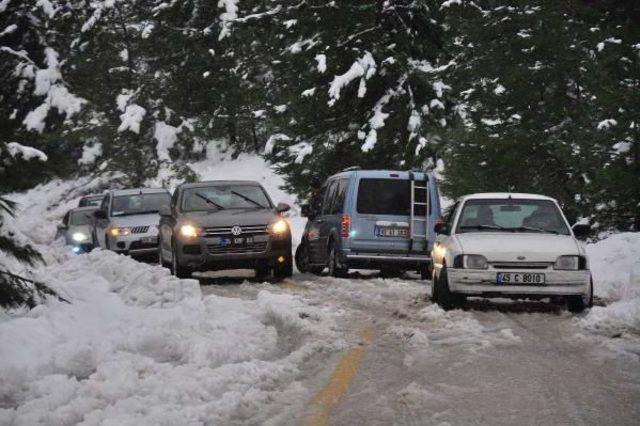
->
xmin=158 ymin=180 xmax=292 ymax=280
xmin=78 ymin=193 xmax=105 ymax=207
xmin=431 ymin=193 xmax=593 ymax=312
xmin=56 ymin=206 xmax=98 ymax=253
xmin=92 ymin=188 xmax=170 ymax=258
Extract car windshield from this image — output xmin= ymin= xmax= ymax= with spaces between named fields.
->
xmin=69 ymin=210 xmax=95 ymax=226
xmin=182 ymin=185 xmax=271 ymax=211
xmin=357 ymin=178 xmax=412 ymax=216
xmin=111 ymin=193 xmax=170 ymax=217
xmin=456 ymin=199 xmax=570 ymax=235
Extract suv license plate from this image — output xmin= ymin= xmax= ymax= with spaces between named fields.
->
xmin=377 ymin=227 xmax=409 ymax=237
xmin=497 ymin=272 xmax=545 ymax=285
xmin=142 ymin=236 xmax=157 ymax=244
xmin=221 ymin=237 xmax=254 ymax=247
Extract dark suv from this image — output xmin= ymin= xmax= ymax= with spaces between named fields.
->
xmin=158 ymin=180 xmax=292 ymax=280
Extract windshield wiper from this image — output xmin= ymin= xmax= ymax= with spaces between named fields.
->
xmin=459 ymin=224 xmax=506 ymax=231
xmin=196 ymin=193 xmax=225 ymax=210
xmin=229 ymin=190 xmax=266 ymax=209
xmin=508 ymin=226 xmax=560 ymax=235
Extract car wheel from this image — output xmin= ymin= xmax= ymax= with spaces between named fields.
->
xmin=420 ymin=262 xmax=433 ymax=281
xmin=433 ymin=266 xmax=464 ymax=310
xmin=295 ymin=241 xmax=324 ymax=275
xmin=255 ymin=264 xmax=271 ymax=281
xmin=567 ymin=277 xmax=593 ymax=313
xmin=104 ymin=233 xmax=110 ymax=250
xmin=327 ymin=242 xmax=348 ymax=278
xmin=274 ymin=255 xmax=293 ymax=282
xmin=171 ymin=241 xmax=191 ymax=279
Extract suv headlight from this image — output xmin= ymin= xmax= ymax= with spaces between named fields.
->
xmin=554 ymin=255 xmax=580 ymax=270
xmin=269 ymin=219 xmax=289 ymax=235
xmin=110 ymin=227 xmax=130 ymax=236
xmin=463 ymin=254 xmax=488 ymax=269
xmin=180 ymin=224 xmax=203 ymax=238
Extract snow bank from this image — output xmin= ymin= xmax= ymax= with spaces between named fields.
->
xmin=579 ymin=233 xmax=640 ymax=339
xmin=0 ymin=251 xmax=339 ymax=424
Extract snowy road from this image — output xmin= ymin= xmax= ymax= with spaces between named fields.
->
xmin=202 ymin=272 xmax=640 ymax=425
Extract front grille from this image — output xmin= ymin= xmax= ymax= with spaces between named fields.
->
xmin=203 ymin=224 xmax=268 ymax=236
xmin=207 ymin=242 xmax=267 ymax=255
xmin=491 ymin=262 xmax=550 ymax=270
xmin=130 ymin=225 xmax=150 ymax=234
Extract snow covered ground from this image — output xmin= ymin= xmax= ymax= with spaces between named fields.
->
xmin=0 ymin=251 xmax=343 ymax=424
xmin=1 ymin=154 xmax=640 ymax=424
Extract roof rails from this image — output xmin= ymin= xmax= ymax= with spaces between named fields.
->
xmin=341 ymin=166 xmax=361 ymax=172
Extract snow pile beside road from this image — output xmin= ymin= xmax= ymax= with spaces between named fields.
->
xmin=579 ymin=233 xmax=640 ymax=341
xmin=0 ymin=251 xmax=339 ymax=424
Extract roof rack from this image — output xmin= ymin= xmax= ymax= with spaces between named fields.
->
xmin=341 ymin=166 xmax=361 ymax=172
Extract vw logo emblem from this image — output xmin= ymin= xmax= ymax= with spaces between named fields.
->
xmin=231 ymin=226 xmax=242 ymax=236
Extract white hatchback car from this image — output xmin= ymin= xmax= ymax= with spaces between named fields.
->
xmin=431 ymin=193 xmax=593 ymax=312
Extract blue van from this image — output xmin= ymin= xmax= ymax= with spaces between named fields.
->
xmin=295 ymin=168 xmax=442 ymax=278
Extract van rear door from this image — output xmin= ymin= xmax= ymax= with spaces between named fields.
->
xmin=348 ymin=173 xmax=429 ymax=253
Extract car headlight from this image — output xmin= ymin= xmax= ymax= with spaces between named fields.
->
xmin=554 ymin=255 xmax=580 ymax=270
xmin=269 ymin=219 xmax=289 ymax=235
xmin=109 ymin=227 xmax=130 ymax=236
xmin=464 ymin=254 xmax=488 ymax=269
xmin=180 ymin=224 xmax=202 ymax=238
xmin=72 ymin=232 xmax=88 ymax=242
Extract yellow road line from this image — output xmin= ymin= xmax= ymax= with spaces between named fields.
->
xmin=305 ymin=324 xmax=376 ymax=426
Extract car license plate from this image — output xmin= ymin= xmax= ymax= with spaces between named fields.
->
xmin=497 ymin=272 xmax=545 ymax=285
xmin=221 ymin=237 xmax=254 ymax=247
xmin=141 ymin=236 xmax=157 ymax=244
xmin=377 ymin=226 xmax=409 ymax=237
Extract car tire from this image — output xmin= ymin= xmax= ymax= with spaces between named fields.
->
xmin=327 ymin=242 xmax=348 ymax=278
xmin=567 ymin=277 xmax=594 ymax=313
xmin=274 ymin=255 xmax=293 ymax=282
xmin=171 ymin=241 xmax=191 ymax=279
xmin=433 ymin=266 xmax=464 ymax=310
xmin=295 ymin=241 xmax=323 ymax=275
xmin=420 ymin=263 xmax=433 ymax=281
xmin=104 ymin=233 xmax=110 ymax=250
xmin=255 ymin=264 xmax=271 ymax=281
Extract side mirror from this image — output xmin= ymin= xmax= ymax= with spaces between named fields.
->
xmin=159 ymin=206 xmax=172 ymax=217
xmin=434 ymin=222 xmax=451 ymax=235
xmin=572 ymin=223 xmax=591 ymax=239
xmin=276 ymin=202 xmax=291 ymax=214
xmin=93 ymin=210 xmax=107 ymax=220
xmin=301 ymin=204 xmax=311 ymax=218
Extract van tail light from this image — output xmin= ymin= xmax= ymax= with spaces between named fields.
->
xmin=341 ymin=214 xmax=351 ymax=238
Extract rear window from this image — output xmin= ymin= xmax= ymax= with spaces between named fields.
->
xmin=357 ymin=178 xmax=411 ymax=216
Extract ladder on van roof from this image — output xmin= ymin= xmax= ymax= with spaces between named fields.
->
xmin=408 ymin=171 xmax=429 ymax=252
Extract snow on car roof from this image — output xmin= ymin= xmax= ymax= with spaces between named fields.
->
xmin=461 ymin=193 xmax=557 ymax=202
xmin=111 ymin=187 xmax=169 ymax=196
